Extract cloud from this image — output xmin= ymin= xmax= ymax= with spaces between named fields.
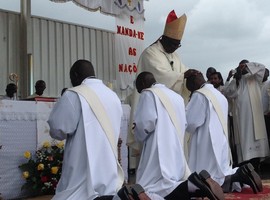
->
xmin=176 ymin=0 xmax=270 ymax=77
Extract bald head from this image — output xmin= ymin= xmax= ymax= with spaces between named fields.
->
xmin=136 ymin=71 xmax=157 ymax=93
xmin=70 ymin=59 xmax=95 ymax=87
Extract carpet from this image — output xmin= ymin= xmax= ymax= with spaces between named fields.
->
xmin=24 ymin=181 xmax=270 ymax=200
xmin=225 ymin=180 xmax=270 ymax=200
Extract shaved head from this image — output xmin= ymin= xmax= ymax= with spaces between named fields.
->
xmin=136 ymin=71 xmax=156 ymax=93
xmin=70 ymin=59 xmax=95 ymax=86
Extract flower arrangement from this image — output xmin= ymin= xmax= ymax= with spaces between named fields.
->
xmin=19 ymin=141 xmax=64 ymax=196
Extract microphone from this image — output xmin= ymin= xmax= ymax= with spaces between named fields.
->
xmin=170 ymin=61 xmax=174 ymax=71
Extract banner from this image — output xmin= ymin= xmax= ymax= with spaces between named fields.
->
xmin=50 ymin=0 xmax=145 ymax=18
xmin=51 ymin=0 xmax=145 ymax=90
xmin=115 ymin=12 xmax=144 ymax=90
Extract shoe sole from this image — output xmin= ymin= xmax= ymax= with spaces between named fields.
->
xmin=199 ymin=170 xmax=225 ymax=200
xmin=117 ymin=186 xmax=131 ymax=200
xmin=243 ymin=163 xmax=263 ymax=192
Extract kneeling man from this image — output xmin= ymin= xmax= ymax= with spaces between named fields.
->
xmin=185 ymin=70 xmax=263 ymax=193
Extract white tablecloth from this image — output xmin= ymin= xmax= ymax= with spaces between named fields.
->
xmin=0 ymin=100 xmax=130 ymax=199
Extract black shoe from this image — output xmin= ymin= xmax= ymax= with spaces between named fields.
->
xmin=94 ymin=196 xmax=114 ymax=200
xmin=130 ymin=184 xmax=145 ymax=200
xmin=117 ymin=184 xmax=145 ymax=200
xmin=117 ymin=186 xmax=131 ymax=200
xmin=237 ymin=163 xmax=263 ymax=193
xmin=188 ymin=170 xmax=225 ymax=200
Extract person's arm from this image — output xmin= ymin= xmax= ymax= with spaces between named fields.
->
xmin=223 ymin=78 xmax=238 ymax=99
xmin=48 ymin=91 xmax=81 ymax=140
xmin=226 ymin=69 xmax=235 ymax=82
xmin=246 ymin=62 xmax=266 ymax=83
xmin=138 ymin=46 xmax=184 ymax=89
xmin=134 ymin=91 xmax=157 ymax=142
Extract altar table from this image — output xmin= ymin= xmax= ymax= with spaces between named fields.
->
xmin=0 ymin=100 xmax=130 ymax=199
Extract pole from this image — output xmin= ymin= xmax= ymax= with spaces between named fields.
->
xmin=20 ymin=0 xmax=32 ymax=98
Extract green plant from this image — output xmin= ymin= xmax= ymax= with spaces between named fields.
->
xmin=19 ymin=141 xmax=64 ymax=196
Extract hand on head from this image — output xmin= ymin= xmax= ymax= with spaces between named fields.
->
xmin=184 ymin=69 xmax=201 ymax=79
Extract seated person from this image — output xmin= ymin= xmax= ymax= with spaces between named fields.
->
xmin=2 ymin=83 xmax=17 ymax=100
xmin=27 ymin=80 xmax=46 ymax=98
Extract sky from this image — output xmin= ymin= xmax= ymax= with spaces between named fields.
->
xmin=0 ymin=0 xmax=270 ymax=79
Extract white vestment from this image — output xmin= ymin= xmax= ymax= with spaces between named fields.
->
xmin=137 ymin=41 xmax=189 ymax=103
xmin=223 ymin=62 xmax=270 ymax=163
xmin=48 ymin=78 xmax=123 ymax=200
xmin=134 ymin=84 xmax=189 ymax=198
xmin=186 ymin=84 xmax=241 ymax=191
xmin=261 ymin=80 xmax=270 ymax=114
xmin=128 ymin=41 xmax=189 ymax=159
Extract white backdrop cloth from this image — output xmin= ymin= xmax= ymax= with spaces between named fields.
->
xmin=50 ymin=0 xmax=145 ymax=18
xmin=0 ymin=100 xmax=129 ymax=199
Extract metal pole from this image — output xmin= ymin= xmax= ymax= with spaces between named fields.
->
xmin=20 ymin=0 xmax=32 ymax=98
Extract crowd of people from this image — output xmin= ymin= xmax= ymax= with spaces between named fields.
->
xmin=1 ymin=9 xmax=270 ymax=200
xmin=207 ymin=62 xmax=270 ymax=172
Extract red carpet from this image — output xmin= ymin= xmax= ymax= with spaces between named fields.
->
xmin=24 ymin=182 xmax=270 ymax=200
xmin=225 ymin=183 xmax=270 ymax=200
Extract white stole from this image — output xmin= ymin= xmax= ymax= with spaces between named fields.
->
xmin=69 ymin=85 xmax=124 ymax=190
xmin=246 ymin=78 xmax=266 ymax=140
xmin=145 ymin=87 xmax=191 ymax=180
xmin=197 ymin=87 xmax=233 ymax=164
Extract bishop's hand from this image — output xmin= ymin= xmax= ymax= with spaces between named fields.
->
xmin=184 ymin=69 xmax=201 ymax=79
